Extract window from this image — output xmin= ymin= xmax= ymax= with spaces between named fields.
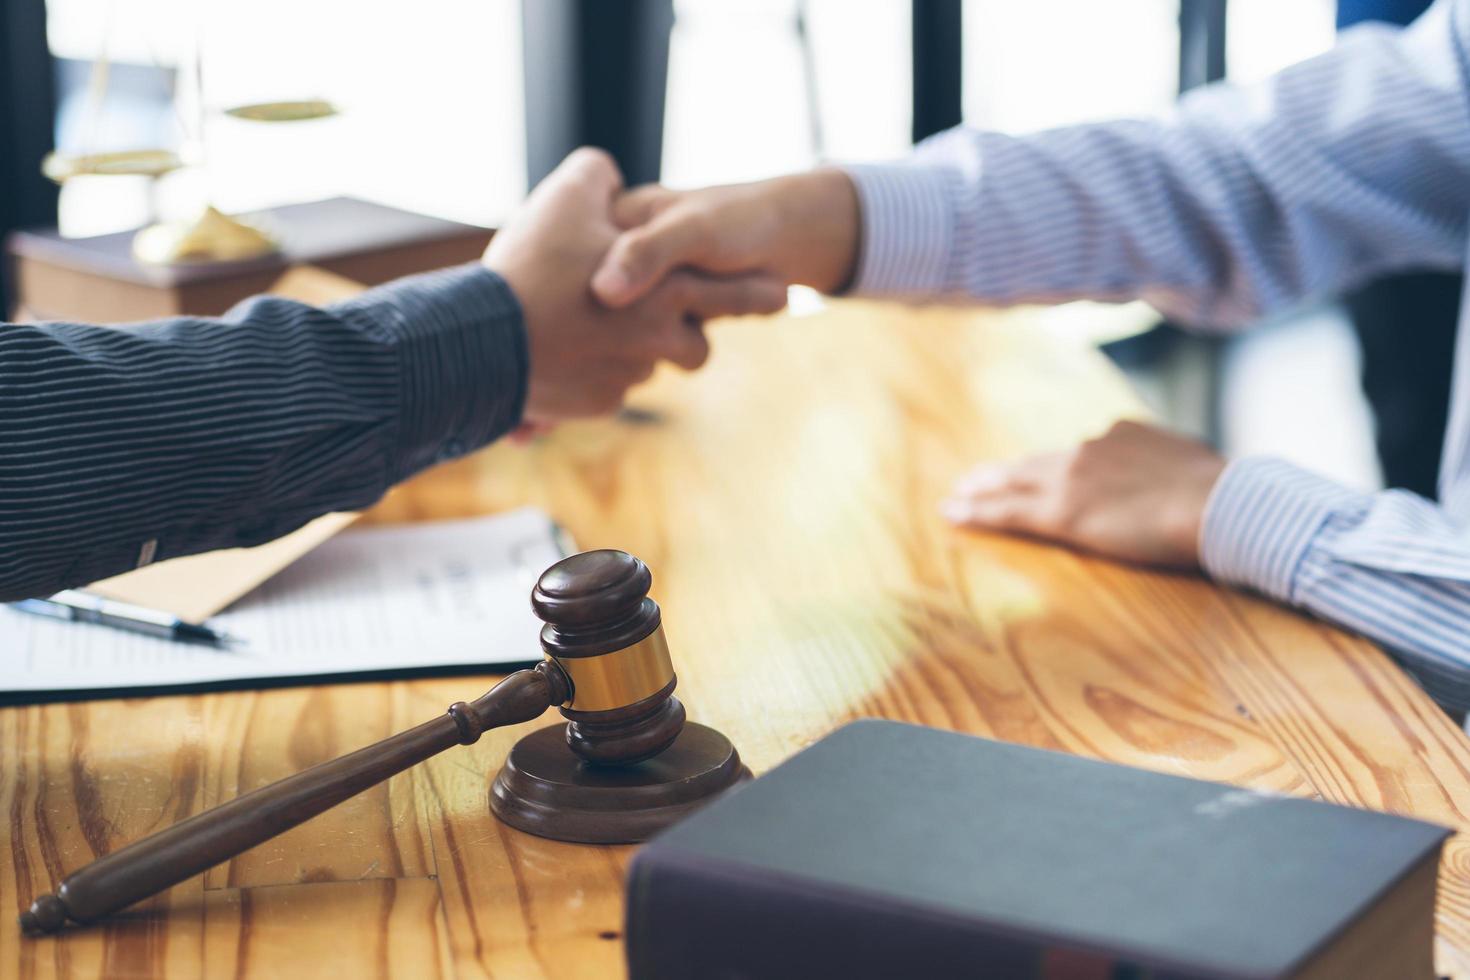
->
xmin=45 ymin=0 xmax=525 ymax=236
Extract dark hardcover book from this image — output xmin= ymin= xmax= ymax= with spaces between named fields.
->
xmin=626 ymin=720 xmax=1450 ymax=979
xmin=7 ymin=196 xmax=491 ymax=322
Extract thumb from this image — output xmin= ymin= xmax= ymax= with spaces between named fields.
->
xmin=592 ymin=206 xmax=709 ymax=308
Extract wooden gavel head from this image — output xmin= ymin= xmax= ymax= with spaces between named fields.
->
xmin=533 ymin=549 xmax=686 ymax=765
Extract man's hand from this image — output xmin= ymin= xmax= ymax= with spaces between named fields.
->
xmin=484 ymin=148 xmax=787 ymax=422
xmin=941 ymin=421 xmax=1226 ymax=568
xmin=590 ymin=169 xmax=861 ymax=309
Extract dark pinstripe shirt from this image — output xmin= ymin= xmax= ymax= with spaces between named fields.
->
xmin=0 ymin=263 xmax=526 ymax=601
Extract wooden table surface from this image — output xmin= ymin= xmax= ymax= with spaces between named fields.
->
xmin=7 ymin=299 xmax=1470 ymax=979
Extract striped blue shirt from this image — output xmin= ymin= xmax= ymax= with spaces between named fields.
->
xmin=845 ymin=0 xmax=1470 ymax=710
xmin=0 ymin=264 xmax=525 ymax=602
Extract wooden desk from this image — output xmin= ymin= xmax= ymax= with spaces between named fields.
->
xmin=7 ymin=300 xmax=1470 ymax=979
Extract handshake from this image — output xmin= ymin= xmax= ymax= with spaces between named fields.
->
xmin=482 ymin=148 xmax=862 ymax=423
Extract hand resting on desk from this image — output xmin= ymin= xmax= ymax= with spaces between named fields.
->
xmin=940 ymin=420 xmax=1226 ymax=569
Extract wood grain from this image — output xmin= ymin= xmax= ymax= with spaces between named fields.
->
xmin=7 ymin=298 xmax=1470 ymax=978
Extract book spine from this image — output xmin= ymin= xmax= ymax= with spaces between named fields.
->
xmin=624 ymin=847 xmax=1070 ymax=979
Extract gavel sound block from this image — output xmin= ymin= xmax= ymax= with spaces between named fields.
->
xmin=21 ymin=549 xmax=750 ymax=935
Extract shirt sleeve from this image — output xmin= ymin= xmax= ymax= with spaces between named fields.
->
xmin=0 ymin=262 xmax=527 ymax=601
xmin=845 ymin=0 xmax=1470 ymax=329
xmin=1201 ymin=457 xmax=1470 ymax=711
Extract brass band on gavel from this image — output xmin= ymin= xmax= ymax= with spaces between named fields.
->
xmin=553 ymin=625 xmax=675 ymax=712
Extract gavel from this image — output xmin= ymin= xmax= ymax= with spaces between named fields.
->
xmin=21 ymin=549 xmax=749 ymax=935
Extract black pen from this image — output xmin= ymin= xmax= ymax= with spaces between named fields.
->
xmin=10 ymin=590 xmax=242 ymax=648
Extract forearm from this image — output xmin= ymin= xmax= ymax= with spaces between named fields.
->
xmin=847 ymin=3 xmax=1470 ymax=328
xmin=0 ymin=264 xmax=526 ymax=600
xmin=1202 ymin=458 xmax=1470 ymax=712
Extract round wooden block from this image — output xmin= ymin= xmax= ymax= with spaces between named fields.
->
xmin=490 ymin=722 xmax=752 ymax=844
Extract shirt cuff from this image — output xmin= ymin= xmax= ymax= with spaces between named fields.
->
xmin=330 ymin=263 xmax=528 ymax=481
xmin=1199 ymin=457 xmax=1369 ymax=604
xmin=843 ymin=163 xmax=957 ymax=296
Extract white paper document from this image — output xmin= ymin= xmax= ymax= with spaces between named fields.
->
xmin=1 ymin=508 xmax=567 ymax=696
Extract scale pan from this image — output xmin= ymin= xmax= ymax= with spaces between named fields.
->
xmin=224 ymin=100 xmax=340 ymax=122
xmin=42 ymin=149 xmax=183 ymax=182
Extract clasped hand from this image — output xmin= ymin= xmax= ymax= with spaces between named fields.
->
xmin=482 ymin=149 xmax=787 ymax=423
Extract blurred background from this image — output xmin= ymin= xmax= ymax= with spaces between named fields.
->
xmin=3 ymin=0 xmax=1417 ymax=495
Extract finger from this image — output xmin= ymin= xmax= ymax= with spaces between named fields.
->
xmin=662 ymin=319 xmax=711 ymax=372
xmin=668 ymin=272 xmax=788 ymax=320
xmin=617 ymin=308 xmax=711 ymax=372
xmin=592 ymin=206 xmax=711 ymax=309
xmin=613 ymin=184 xmax=678 ymax=229
xmin=950 ymin=463 xmax=1014 ymax=499
xmin=941 ymin=493 xmax=1045 ymax=534
xmin=951 ymin=454 xmax=1064 ymax=498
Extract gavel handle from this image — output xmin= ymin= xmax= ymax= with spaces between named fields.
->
xmin=21 ymin=661 xmax=569 ymax=935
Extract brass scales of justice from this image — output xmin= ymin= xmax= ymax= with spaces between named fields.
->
xmin=20 ymin=550 xmax=751 ymax=934
xmin=44 ymin=11 xmax=341 ymax=266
